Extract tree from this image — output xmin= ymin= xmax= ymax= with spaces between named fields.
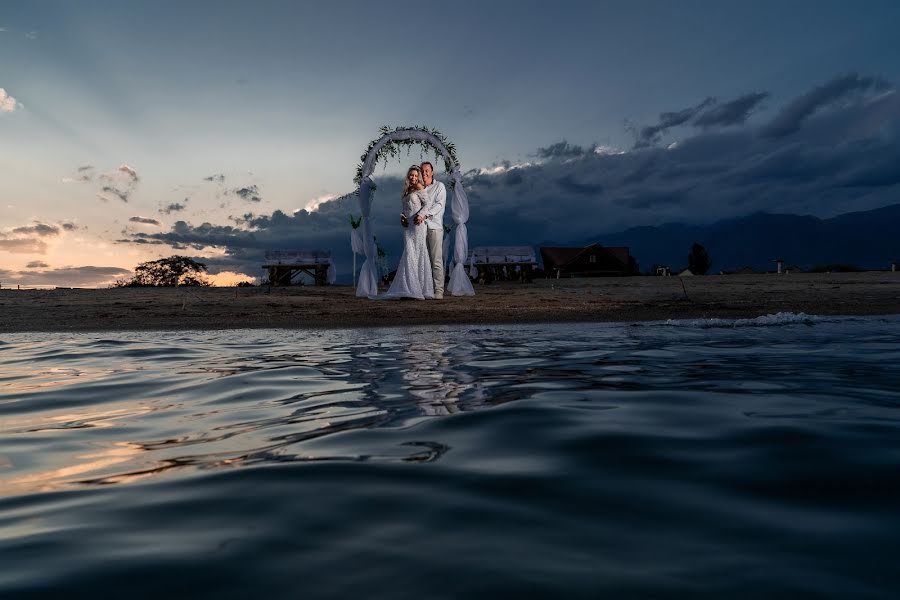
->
xmin=688 ymin=242 xmax=712 ymax=275
xmin=117 ymin=255 xmax=211 ymax=287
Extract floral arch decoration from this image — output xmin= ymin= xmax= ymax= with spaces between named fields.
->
xmin=354 ymin=126 xmax=475 ymax=298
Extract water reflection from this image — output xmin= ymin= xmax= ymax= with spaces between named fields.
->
xmin=401 ymin=331 xmax=487 ymax=416
xmin=2 ymin=319 xmax=900 ymax=497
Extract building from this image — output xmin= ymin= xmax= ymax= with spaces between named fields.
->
xmin=467 ymin=246 xmax=538 ymax=283
xmin=539 ymin=243 xmax=637 ymax=278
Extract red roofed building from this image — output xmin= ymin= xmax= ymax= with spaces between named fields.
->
xmin=539 ymin=244 xmax=638 ymax=277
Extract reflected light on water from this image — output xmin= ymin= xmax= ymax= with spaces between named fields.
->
xmin=1 ymin=442 xmax=143 ymax=496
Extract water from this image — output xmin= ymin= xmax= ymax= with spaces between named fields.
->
xmin=2 ymin=314 xmax=900 ymax=598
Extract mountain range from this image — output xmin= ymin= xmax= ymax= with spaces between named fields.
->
xmin=576 ymin=203 xmax=900 ymax=273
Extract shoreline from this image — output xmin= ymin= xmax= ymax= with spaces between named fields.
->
xmin=2 ymin=272 xmax=899 ymax=333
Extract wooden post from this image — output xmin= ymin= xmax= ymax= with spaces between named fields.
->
xmin=773 ymin=258 xmax=784 ymax=274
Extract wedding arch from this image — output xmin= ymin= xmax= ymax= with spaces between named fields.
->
xmin=354 ymin=126 xmax=475 ymax=298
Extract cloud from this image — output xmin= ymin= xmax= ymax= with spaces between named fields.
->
xmin=536 ymin=142 xmax=588 ymax=160
xmin=303 ymin=194 xmax=338 ymax=213
xmin=1 ymin=266 xmax=132 ymax=288
xmin=115 ymin=74 xmax=900 ymax=282
xmin=694 ymin=92 xmax=769 ymax=127
xmin=161 ymin=199 xmax=189 ymax=214
xmin=100 ymin=185 xmax=129 ymax=203
xmin=0 ymin=239 xmax=48 ymax=254
xmin=63 ymin=175 xmax=92 ymax=183
xmin=129 ymin=216 xmax=161 ymax=226
xmin=204 ymin=174 xmax=225 ymax=183
xmin=229 ymin=212 xmax=256 ymax=225
xmin=0 ymin=222 xmax=66 ymax=254
xmin=118 ymin=164 xmax=139 ymax=182
xmin=11 ymin=223 xmax=60 ymax=236
xmin=628 ymin=91 xmax=770 ymax=148
xmin=60 ymin=222 xmax=78 ymax=231
xmin=630 ymin=97 xmax=716 ymax=148
xmin=231 ymin=185 xmax=262 ymax=203
xmin=26 ymin=261 xmax=49 ymax=269
xmin=63 ymin=165 xmax=95 ymax=183
xmin=762 ymin=73 xmax=890 ymax=138
xmin=556 ymin=174 xmax=604 ymax=195
xmin=0 ymin=88 xmax=20 ymax=113
xmin=80 ymin=163 xmax=140 ymax=202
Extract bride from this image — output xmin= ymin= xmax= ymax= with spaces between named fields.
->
xmin=383 ymin=165 xmax=435 ymax=300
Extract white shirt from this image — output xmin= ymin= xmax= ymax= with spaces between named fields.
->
xmin=423 ymin=180 xmax=446 ymax=231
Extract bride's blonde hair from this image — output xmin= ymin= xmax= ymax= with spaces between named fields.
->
xmin=403 ymin=165 xmax=425 ymax=197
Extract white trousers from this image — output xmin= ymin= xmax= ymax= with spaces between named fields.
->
xmin=426 ymin=228 xmax=444 ymax=297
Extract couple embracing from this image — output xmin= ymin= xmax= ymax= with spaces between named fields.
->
xmin=384 ymin=162 xmax=446 ymax=300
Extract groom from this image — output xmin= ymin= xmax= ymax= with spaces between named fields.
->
xmin=402 ymin=161 xmax=446 ymax=298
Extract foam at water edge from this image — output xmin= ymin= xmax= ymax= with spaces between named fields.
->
xmin=662 ymin=311 xmax=822 ymax=328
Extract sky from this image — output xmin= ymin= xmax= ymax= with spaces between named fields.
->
xmin=2 ymin=0 xmax=900 ymax=286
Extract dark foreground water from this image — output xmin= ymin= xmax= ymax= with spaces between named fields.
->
xmin=2 ymin=314 xmax=900 ymax=599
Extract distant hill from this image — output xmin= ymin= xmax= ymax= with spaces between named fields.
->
xmin=581 ymin=203 xmax=900 ymax=273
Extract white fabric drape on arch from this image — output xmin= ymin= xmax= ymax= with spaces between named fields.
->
xmin=447 ymin=169 xmax=474 ymax=295
xmin=354 ymin=128 xmax=474 ymax=298
xmin=350 ymin=227 xmax=364 ymax=255
xmin=355 ymin=176 xmax=379 ymax=297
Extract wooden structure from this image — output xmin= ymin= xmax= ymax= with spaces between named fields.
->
xmin=540 ymin=243 xmax=636 ymax=278
xmin=262 ymin=250 xmax=333 ymax=286
xmin=467 ymin=246 xmax=538 ymax=283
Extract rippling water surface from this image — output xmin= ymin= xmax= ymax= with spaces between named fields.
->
xmin=2 ymin=314 xmax=900 ymax=598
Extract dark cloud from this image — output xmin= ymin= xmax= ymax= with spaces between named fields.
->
xmin=61 ymin=222 xmax=78 ymax=231
xmin=536 ymin=141 xmax=587 ymax=159
xmin=232 ymin=185 xmax=262 ymax=203
xmin=12 ymin=223 xmax=60 ymax=236
xmin=556 ymin=174 xmax=604 ymax=195
xmin=161 ymin=199 xmax=189 ymax=214
xmin=117 ymin=237 xmax=167 ymax=245
xmin=77 ymin=165 xmax=94 ymax=172
xmin=115 ymin=74 xmax=900 ymax=283
xmin=129 ymin=216 xmax=161 ymax=225
xmin=695 ymin=92 xmax=769 ymax=127
xmin=204 ymin=174 xmax=225 ymax=183
xmin=26 ymin=261 xmax=49 ymax=268
xmin=229 ymin=212 xmax=256 ymax=225
xmin=762 ymin=73 xmax=890 ymax=138
xmin=631 ymin=97 xmax=716 ymax=148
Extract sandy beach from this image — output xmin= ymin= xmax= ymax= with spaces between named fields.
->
xmin=1 ymin=272 xmax=898 ymax=332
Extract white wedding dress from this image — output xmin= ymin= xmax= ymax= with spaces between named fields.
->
xmin=384 ymin=189 xmax=435 ymax=300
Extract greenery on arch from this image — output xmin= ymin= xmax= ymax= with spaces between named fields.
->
xmin=354 ymin=125 xmax=461 ymax=189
